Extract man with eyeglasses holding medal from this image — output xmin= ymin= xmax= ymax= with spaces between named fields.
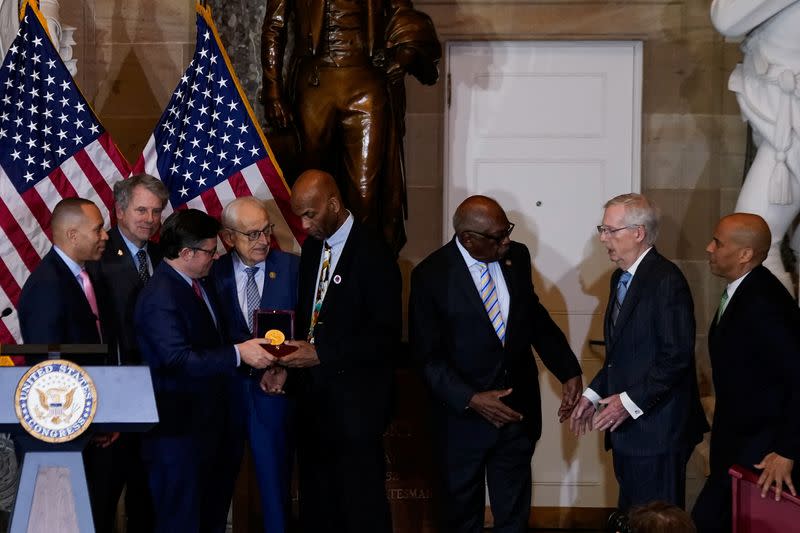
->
xmin=570 ymin=193 xmax=707 ymax=512
xmin=410 ymin=195 xmax=583 ymax=533
xmin=210 ymin=196 xmax=299 ymax=533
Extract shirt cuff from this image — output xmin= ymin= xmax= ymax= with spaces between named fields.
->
xmin=233 ymin=345 xmax=241 ymax=367
xmin=620 ymin=392 xmax=644 ymax=419
xmin=583 ymin=388 xmax=601 ymax=409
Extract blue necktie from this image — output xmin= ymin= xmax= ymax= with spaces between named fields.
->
xmin=611 ymin=271 xmax=632 ymax=327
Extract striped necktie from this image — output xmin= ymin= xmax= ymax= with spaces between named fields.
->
xmin=308 ymin=242 xmax=332 ymax=343
xmin=478 ymin=262 xmax=506 ymax=343
xmin=244 ymin=266 xmax=260 ymax=335
xmin=611 ymin=271 xmax=632 ymax=327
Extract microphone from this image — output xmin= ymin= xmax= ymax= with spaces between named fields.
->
xmin=0 ymin=308 xmax=11 ymax=318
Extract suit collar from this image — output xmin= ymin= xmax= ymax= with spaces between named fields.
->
xmin=711 ymin=266 xmax=762 ymax=331
xmin=606 ymin=247 xmax=661 ymax=345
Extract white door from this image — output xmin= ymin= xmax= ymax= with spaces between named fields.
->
xmin=445 ymin=40 xmax=642 ymax=509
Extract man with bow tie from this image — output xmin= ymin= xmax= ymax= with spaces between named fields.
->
xmin=571 ymin=193 xmax=707 ymax=512
xmin=410 ymin=195 xmax=582 ymax=533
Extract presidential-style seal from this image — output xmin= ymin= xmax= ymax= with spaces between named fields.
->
xmin=14 ymin=360 xmax=98 ymax=443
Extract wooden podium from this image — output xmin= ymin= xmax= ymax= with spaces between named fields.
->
xmin=730 ymin=465 xmax=800 ymax=533
xmin=0 ymin=345 xmax=158 ymax=533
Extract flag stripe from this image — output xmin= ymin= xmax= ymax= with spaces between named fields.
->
xmin=255 ymin=158 xmax=303 ymax=243
xmin=0 ymin=255 xmax=21 ymax=304
xmin=227 ymin=172 xmax=251 ymax=198
xmin=21 ymin=187 xmax=54 ymax=242
xmin=200 ymin=188 xmax=223 ymax=219
xmin=96 ymin=131 xmax=129 ymax=178
xmin=0 ymin=166 xmax=50 ymax=251
xmin=0 ymin=195 xmax=40 ymax=273
xmin=48 ymin=166 xmax=79 ymax=200
xmin=81 ymin=138 xmax=119 ymax=210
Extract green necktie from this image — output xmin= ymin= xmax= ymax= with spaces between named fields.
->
xmin=716 ymin=289 xmax=729 ymax=321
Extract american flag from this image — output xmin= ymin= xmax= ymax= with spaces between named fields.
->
xmin=0 ymin=1 xmax=130 ymax=344
xmin=133 ymin=3 xmax=303 ymax=251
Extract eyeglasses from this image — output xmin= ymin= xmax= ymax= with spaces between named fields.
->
xmin=226 ymin=224 xmax=275 ymax=242
xmin=191 ymin=246 xmax=218 ymax=257
xmin=596 ymin=224 xmax=639 ymax=236
xmin=467 ymin=222 xmax=515 ymax=244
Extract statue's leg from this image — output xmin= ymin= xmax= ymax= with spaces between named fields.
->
xmin=294 ymin=62 xmax=338 ymax=171
xmin=735 ymin=143 xmax=800 ymax=294
xmin=337 ymin=67 xmax=388 ymax=225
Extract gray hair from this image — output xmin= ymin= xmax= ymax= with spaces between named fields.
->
xmin=221 ymin=196 xmax=270 ymax=228
xmin=114 ymin=174 xmax=169 ymax=210
xmin=604 ymin=193 xmax=660 ymax=246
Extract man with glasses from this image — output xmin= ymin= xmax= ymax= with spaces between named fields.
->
xmin=211 ymin=196 xmax=299 ymax=533
xmin=410 ymin=195 xmax=583 ymax=533
xmin=134 ymin=209 xmax=274 ymax=533
xmin=570 ymin=193 xmax=707 ymax=511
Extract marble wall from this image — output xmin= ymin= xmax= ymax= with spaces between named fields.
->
xmin=57 ymin=0 xmax=746 ymax=524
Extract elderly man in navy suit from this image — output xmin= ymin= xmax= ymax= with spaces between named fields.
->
xmin=410 ymin=195 xmax=583 ymax=533
xmin=692 ymin=213 xmax=800 ymax=532
xmin=210 ymin=196 xmax=299 ymax=533
xmin=134 ymin=209 xmax=274 ymax=533
xmin=571 ymin=193 xmax=707 ymax=511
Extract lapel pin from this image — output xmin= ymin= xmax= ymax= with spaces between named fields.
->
xmin=117 ymin=249 xmax=123 ymax=256
xmin=269 ymin=271 xmax=276 ymax=279
xmin=505 ymin=259 xmax=512 ymax=266
xmin=333 ymin=274 xmax=342 ymax=285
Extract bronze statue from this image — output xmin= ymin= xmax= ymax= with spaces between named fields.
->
xmin=261 ymin=0 xmax=441 ymax=253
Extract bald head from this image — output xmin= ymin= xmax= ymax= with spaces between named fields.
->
xmin=291 ymin=170 xmax=347 ymax=240
xmin=50 ymin=197 xmax=108 ymax=264
xmin=707 ymin=212 xmax=771 ymax=282
xmin=453 ymin=195 xmax=512 ymax=263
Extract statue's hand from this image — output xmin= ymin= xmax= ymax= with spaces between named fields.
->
xmin=263 ymin=98 xmax=293 ymax=130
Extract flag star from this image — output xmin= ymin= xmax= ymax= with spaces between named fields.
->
xmin=199 ymin=104 xmax=208 ymax=116
xmin=74 ymin=118 xmax=84 ymax=129
xmin=183 ymin=170 xmax=192 ymax=182
xmin=10 ymin=149 xmax=20 ymax=160
xmin=13 ymin=116 xmax=22 ymax=126
xmin=3 ymin=79 xmax=11 ymax=88
xmin=211 ymin=111 xmax=220 ymax=121
xmin=224 ymin=117 xmax=235 ymax=129
xmin=9 ymin=45 xmax=17 ymax=54
xmin=59 ymin=96 xmax=69 ymax=107
xmin=235 ymin=140 xmax=245 ymax=151
xmin=190 ymin=137 xmax=200 ymax=148
xmin=217 ymin=149 xmax=227 ymax=160
xmin=191 ymin=82 xmax=199 ymax=93
xmin=204 ymin=143 xmax=214 ymax=154
xmin=15 ymin=100 xmax=23 ymax=110
xmin=89 ymin=124 xmax=99 ymax=135
xmin=200 ymin=160 xmax=210 ymax=171
xmin=238 ymin=123 xmax=248 ymax=134
xmin=162 ymin=141 xmax=171 ymax=151
xmin=167 ymin=124 xmax=176 ymax=136
xmin=210 ymin=55 xmax=218 ymax=65
xmin=39 ymin=159 xmax=50 ymax=170
xmin=44 ymin=91 xmax=54 ymax=102
xmin=26 ymin=138 xmax=36 ymax=149
xmin=175 ymin=89 xmax=184 ymax=100
xmin=25 ymin=154 xmax=35 ymax=165
xmin=170 ymin=163 xmax=180 ymax=174
xmin=45 ymin=74 xmax=55 ymax=85
xmin=220 ymin=133 xmax=230 ymax=144
xmin=0 ymin=128 xmax=5 ymax=138
xmin=31 ymin=71 xmax=40 ymax=81
xmin=58 ymin=112 xmax=69 ymax=123
xmin=31 ymin=53 xmax=40 ymax=64
xmin=180 ymin=74 xmax=189 ymax=85
xmin=205 ymin=71 xmax=214 ymax=83
xmin=178 ymin=131 xmax=187 ymax=142
xmin=1 ymin=95 xmax=10 ymax=105
xmin=197 ymin=176 xmax=207 ymax=186
xmin=203 ymin=30 xmax=210 ymax=41
xmin=73 ymin=134 xmax=83 ymax=144
xmin=214 ymin=166 xmax=224 ymax=177
xmin=47 ymin=58 xmax=56 ymax=69
xmin=208 ymin=128 xmax=217 ymax=139
xmin=0 ymin=111 xmax=7 ymax=121
xmin=23 ymin=171 xmax=34 ymax=182
xmin=16 ymin=81 xmax=25 ymax=93
xmin=199 ymin=48 xmax=208 ymax=59
xmin=179 ymin=186 xmax=189 ymax=197
xmin=168 ymin=106 xmax=178 ymax=117
xmin=194 ymin=64 xmax=204 ymax=75
xmin=249 ymin=146 xmax=260 ymax=157
xmin=175 ymin=148 xmax=183 ymax=159
xmin=28 ymin=103 xmax=39 ymax=114
xmin=227 ymin=100 xmax=238 ymax=111
xmin=232 ymin=155 xmax=242 ymax=166
xmin=60 ymin=80 xmax=70 ymax=91
xmin=56 ymin=146 xmax=66 ymax=157
xmin=186 ymin=99 xmax=195 ymax=109
xmin=42 ymin=142 xmax=50 ymax=152
xmin=218 ymin=78 xmax=228 ymax=88
xmin=57 ymin=129 xmax=67 ymax=140
xmin=214 ymin=95 xmax=224 ymax=105
xmin=182 ymin=116 xmax=191 ymax=125
xmin=75 ymin=101 xmax=86 ymax=113
xmin=32 ymin=36 xmax=42 ymax=47
xmin=186 ymin=153 xmax=197 ymax=164
xmin=194 ymin=119 xmax=205 ymax=131
xmin=202 ymin=88 xmax=211 ymax=99
xmin=12 ymin=133 xmax=22 ymax=143
xmin=43 ymin=109 xmax=53 ymax=120
xmin=26 ymin=120 xmax=37 ymax=132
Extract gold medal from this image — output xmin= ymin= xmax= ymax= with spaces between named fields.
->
xmin=264 ymin=329 xmax=285 ymax=345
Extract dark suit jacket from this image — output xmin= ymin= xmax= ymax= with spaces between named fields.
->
xmin=409 ymin=239 xmax=582 ymax=441
xmin=89 ymin=227 xmax=162 ymax=365
xmin=590 ymin=248 xmax=707 ymax=456
xmin=18 ymin=248 xmax=112 ymax=365
xmin=210 ymin=249 xmax=300 ymax=344
xmin=134 ymin=262 xmax=237 ymax=456
xmin=294 ymin=222 xmax=401 ymax=441
xmin=708 ymin=265 xmax=800 ymax=475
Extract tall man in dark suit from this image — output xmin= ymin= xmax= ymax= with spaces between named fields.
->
xmin=409 ymin=195 xmax=583 ymax=533
xmin=134 ymin=209 xmax=274 ymax=533
xmin=17 ymin=197 xmax=117 ymax=531
xmin=691 ymin=213 xmax=800 ymax=533
xmin=88 ymin=173 xmax=168 ymax=533
xmin=211 ymin=196 xmax=299 ymax=533
xmin=267 ymin=170 xmax=401 ymax=533
xmin=571 ymin=193 xmax=707 ymax=511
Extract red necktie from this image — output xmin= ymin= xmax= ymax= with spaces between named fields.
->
xmin=78 ymin=269 xmax=102 ymax=340
xmin=192 ymin=279 xmax=204 ymax=301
